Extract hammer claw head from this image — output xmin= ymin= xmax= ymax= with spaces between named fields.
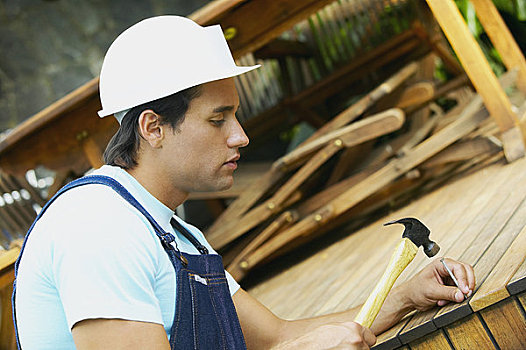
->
xmin=384 ymin=217 xmax=440 ymax=258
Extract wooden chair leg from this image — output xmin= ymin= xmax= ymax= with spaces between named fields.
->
xmin=425 ymin=0 xmax=525 ymax=162
xmin=471 ymin=0 xmax=526 ymax=95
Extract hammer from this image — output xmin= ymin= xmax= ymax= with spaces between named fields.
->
xmin=354 ymin=217 xmax=439 ymax=328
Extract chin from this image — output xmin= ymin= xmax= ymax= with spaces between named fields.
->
xmin=196 ymin=177 xmax=234 ymax=193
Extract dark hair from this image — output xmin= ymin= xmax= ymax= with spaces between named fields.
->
xmin=103 ymin=86 xmax=201 ymax=169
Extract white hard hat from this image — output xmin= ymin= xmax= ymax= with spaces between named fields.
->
xmin=98 ymin=15 xmax=259 ymax=119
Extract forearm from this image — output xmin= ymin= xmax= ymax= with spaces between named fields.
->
xmin=369 ymin=285 xmax=413 ymax=335
xmin=279 ymin=307 xmax=358 ymax=340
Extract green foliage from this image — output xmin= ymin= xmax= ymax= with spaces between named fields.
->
xmin=437 ymin=0 xmax=526 ymax=80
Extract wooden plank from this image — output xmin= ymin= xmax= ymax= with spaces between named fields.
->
xmin=479 ymin=298 xmax=526 ymax=349
xmin=508 ymin=258 xmax=526 ymax=295
xmin=425 ymin=0 xmax=525 ymax=161
xmin=395 ymin=82 xmax=435 ymax=109
xmin=0 ymin=283 xmax=16 ymax=350
xmin=435 ymin=165 xmax=526 ymax=326
xmin=398 ymin=308 xmax=438 ymax=344
xmin=518 ymin=292 xmax=526 ymax=310
xmin=408 ymin=330 xmax=452 ymax=350
xmin=275 ymin=109 xmax=405 ymax=170
xmin=470 ymin=222 xmax=526 ymax=311
xmin=471 ymin=0 xmax=526 ymax=94
xmin=371 ymin=317 xmax=408 ymax=350
xmin=444 ymin=313 xmax=494 ymax=349
xmin=421 ymin=138 xmax=500 ymax=169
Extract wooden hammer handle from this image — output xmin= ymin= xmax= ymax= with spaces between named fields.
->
xmin=354 ymin=238 xmax=418 ymax=328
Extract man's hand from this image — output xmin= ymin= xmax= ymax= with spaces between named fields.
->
xmin=371 ymin=257 xmax=475 ymax=334
xmin=403 ymin=258 xmax=475 ymax=310
xmin=273 ymin=321 xmax=376 ymax=350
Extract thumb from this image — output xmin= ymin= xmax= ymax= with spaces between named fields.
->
xmin=432 ymin=284 xmax=465 ymax=304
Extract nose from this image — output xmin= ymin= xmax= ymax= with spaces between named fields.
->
xmin=227 ymin=118 xmax=250 ymax=148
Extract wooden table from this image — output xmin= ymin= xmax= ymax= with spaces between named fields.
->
xmin=247 ymin=155 xmax=526 ymax=349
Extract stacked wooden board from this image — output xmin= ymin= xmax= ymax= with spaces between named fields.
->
xmin=208 ymin=61 xmax=523 ymax=281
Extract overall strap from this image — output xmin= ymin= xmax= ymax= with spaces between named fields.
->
xmin=15 ymin=175 xmax=177 ymax=277
xmin=170 ymin=218 xmax=209 ymax=255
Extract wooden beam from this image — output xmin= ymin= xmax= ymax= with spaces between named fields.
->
xmin=192 ymin=0 xmax=337 ymax=59
xmin=471 ymin=0 xmax=526 ymax=94
xmin=425 ymin=0 xmax=525 ymax=162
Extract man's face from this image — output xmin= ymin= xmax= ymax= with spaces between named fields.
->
xmin=159 ymin=78 xmax=249 ymax=194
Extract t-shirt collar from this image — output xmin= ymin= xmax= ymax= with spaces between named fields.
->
xmin=93 ymin=165 xmax=175 ymax=230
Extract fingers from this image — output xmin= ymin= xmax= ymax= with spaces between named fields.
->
xmin=435 ymin=284 xmax=465 ymax=303
xmin=340 ymin=322 xmax=376 ymax=349
xmin=361 ymin=326 xmax=376 ymax=347
xmin=437 ymin=258 xmax=475 ymax=297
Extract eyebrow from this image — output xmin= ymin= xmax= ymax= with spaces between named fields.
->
xmin=213 ymin=105 xmax=236 ymax=113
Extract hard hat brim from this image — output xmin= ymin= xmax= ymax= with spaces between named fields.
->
xmin=98 ymin=64 xmax=260 ymax=118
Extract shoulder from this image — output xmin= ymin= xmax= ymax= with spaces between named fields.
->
xmin=31 ymin=183 xmax=163 ymax=265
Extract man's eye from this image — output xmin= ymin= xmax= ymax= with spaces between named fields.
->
xmin=210 ymin=119 xmax=226 ymax=126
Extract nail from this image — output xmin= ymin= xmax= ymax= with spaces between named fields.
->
xmin=440 ymin=258 xmax=468 ymax=300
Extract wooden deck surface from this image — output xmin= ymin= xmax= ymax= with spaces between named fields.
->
xmin=246 ymin=154 xmax=526 ymax=325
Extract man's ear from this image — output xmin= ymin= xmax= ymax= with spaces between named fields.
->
xmin=138 ymin=110 xmax=164 ymax=148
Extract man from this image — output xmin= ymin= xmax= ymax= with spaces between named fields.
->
xmin=14 ymin=16 xmax=474 ymax=349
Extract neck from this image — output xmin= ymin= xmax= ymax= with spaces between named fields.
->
xmin=126 ymin=165 xmax=188 ymax=211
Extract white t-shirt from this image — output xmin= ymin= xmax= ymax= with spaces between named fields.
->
xmin=15 ymin=165 xmax=240 ymax=349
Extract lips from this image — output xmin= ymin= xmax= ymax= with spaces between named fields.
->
xmin=223 ymin=155 xmax=240 ymax=170
xmin=226 ymin=154 xmax=240 ymax=163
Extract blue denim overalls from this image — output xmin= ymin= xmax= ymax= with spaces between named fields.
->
xmin=12 ymin=175 xmax=247 ymax=349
